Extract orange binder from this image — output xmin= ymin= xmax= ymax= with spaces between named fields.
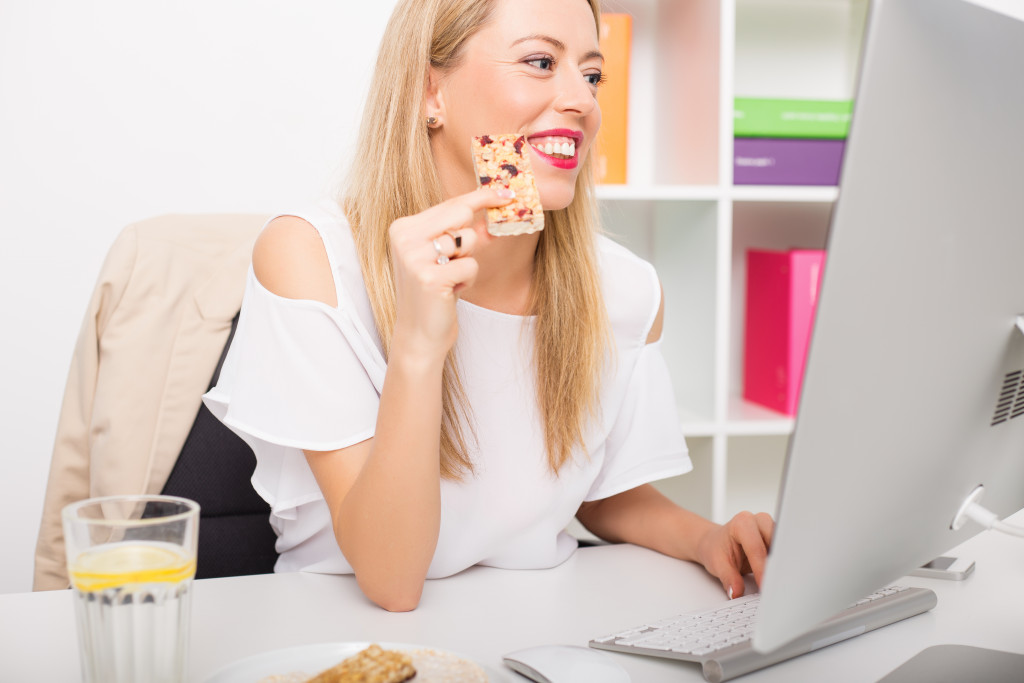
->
xmin=595 ymin=13 xmax=631 ymax=184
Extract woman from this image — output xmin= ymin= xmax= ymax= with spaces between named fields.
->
xmin=205 ymin=0 xmax=773 ymax=612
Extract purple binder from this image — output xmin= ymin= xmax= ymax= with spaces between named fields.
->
xmin=734 ymin=138 xmax=845 ymax=186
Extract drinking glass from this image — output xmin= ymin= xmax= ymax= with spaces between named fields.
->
xmin=62 ymin=495 xmax=199 ymax=683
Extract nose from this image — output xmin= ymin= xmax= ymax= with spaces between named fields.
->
xmin=554 ymin=70 xmax=598 ymax=118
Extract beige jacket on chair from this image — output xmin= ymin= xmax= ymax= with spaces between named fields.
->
xmin=33 ymin=213 xmax=267 ymax=590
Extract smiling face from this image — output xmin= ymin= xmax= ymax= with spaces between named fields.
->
xmin=426 ymin=0 xmax=603 ymax=211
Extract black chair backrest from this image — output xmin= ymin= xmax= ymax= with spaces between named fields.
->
xmin=160 ymin=315 xmax=278 ymax=578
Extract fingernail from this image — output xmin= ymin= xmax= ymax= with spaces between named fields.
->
xmin=728 ymin=587 xmax=734 ymax=600
xmin=495 ymin=188 xmax=516 ymax=199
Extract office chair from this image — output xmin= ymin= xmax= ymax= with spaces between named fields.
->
xmin=159 ymin=313 xmax=279 ymax=578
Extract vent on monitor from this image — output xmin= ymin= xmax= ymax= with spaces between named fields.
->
xmin=991 ymin=370 xmax=1024 ymax=425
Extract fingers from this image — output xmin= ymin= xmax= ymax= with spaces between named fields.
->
xmin=457 ymin=187 xmax=513 ymax=244
xmin=729 ymin=511 xmax=773 ymax=590
xmin=431 ymin=228 xmax=474 ymax=264
xmin=392 ymin=187 xmax=512 ymax=272
xmin=755 ymin=511 xmax=775 ymax=550
xmin=398 ymin=187 xmax=513 ymax=243
xmin=720 ymin=569 xmax=745 ymax=600
xmin=698 ymin=512 xmax=776 ymax=600
xmin=439 ymin=251 xmax=480 ymax=294
xmin=458 ymin=185 xmax=517 ymax=212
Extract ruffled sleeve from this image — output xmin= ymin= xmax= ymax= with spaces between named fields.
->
xmin=203 ymin=271 xmax=386 ymax=519
xmin=584 ymin=338 xmax=692 ymax=501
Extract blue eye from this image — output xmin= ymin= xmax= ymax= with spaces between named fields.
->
xmin=586 ymin=72 xmax=606 ymax=87
xmin=526 ymin=57 xmax=554 ymax=70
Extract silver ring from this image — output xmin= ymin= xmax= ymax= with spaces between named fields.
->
xmin=433 ymin=238 xmax=449 ymax=265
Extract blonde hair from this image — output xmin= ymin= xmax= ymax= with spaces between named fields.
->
xmin=343 ymin=0 xmax=607 ymax=479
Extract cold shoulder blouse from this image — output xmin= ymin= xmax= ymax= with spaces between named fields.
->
xmin=203 ymin=200 xmax=691 ymax=577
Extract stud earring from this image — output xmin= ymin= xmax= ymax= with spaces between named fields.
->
xmin=426 ymin=116 xmax=439 ymax=128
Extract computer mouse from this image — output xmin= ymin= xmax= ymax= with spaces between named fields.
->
xmin=502 ymin=644 xmax=631 ymax=683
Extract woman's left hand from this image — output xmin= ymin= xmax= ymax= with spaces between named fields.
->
xmin=695 ymin=511 xmax=775 ymax=599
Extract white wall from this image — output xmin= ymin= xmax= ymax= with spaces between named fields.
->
xmin=0 ymin=0 xmax=397 ymax=594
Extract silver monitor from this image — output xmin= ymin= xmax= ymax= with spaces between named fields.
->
xmin=753 ymin=0 xmax=1024 ymax=653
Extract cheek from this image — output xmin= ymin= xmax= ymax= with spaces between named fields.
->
xmin=582 ymin=104 xmax=602 ymax=155
xmin=486 ymin=91 xmax=544 ymax=135
xmin=463 ymin=77 xmax=551 ymax=135
xmin=452 ymin=74 xmax=523 ymax=132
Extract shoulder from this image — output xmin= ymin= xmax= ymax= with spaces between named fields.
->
xmin=253 ymin=208 xmax=349 ymax=307
xmin=596 ymin=235 xmax=663 ymax=344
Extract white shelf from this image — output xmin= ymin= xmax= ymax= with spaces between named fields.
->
xmin=678 ymin=399 xmax=795 ymax=439
xmin=724 ymin=396 xmax=796 ymax=436
xmin=729 ymin=185 xmax=839 ymax=203
xmin=678 ymin=407 xmax=718 ymax=438
xmin=595 ymin=0 xmax=866 ymax=522
xmin=596 ymin=184 xmax=721 ymax=202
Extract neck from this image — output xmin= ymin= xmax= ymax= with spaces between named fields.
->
xmin=460 ymin=230 xmax=540 ymax=315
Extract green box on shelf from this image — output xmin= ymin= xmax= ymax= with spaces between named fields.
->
xmin=734 ymin=97 xmax=853 ymax=139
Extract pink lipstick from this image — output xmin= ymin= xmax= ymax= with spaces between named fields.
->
xmin=527 ymin=129 xmax=583 ymax=170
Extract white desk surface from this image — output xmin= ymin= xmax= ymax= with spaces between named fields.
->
xmin=3 ymin=510 xmax=1023 ymax=683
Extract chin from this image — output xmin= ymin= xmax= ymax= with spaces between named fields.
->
xmin=537 ymin=184 xmax=577 ymax=212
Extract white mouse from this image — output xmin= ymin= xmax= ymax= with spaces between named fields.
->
xmin=502 ymin=644 xmax=631 ymax=683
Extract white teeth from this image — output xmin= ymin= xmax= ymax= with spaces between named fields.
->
xmin=533 ymin=138 xmax=577 ymax=158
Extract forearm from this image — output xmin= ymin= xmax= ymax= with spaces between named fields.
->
xmin=576 ymin=484 xmax=717 ymax=563
xmin=333 ymin=350 xmax=446 ymax=610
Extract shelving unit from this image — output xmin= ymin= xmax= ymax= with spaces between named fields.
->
xmin=596 ymin=0 xmax=869 ymax=523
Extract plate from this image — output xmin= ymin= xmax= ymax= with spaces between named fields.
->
xmin=203 ymin=641 xmax=501 ymax=682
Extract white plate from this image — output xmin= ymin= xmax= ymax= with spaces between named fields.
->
xmin=203 ymin=641 xmax=503 ymax=682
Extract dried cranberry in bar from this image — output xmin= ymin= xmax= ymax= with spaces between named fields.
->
xmin=471 ymin=134 xmax=544 ymax=236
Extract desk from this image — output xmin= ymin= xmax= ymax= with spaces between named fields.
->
xmin=3 ymin=511 xmax=1023 ymax=682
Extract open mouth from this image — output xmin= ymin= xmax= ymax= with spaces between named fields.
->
xmin=526 ymin=130 xmax=583 ymax=169
xmin=529 ymin=135 xmax=577 ymax=160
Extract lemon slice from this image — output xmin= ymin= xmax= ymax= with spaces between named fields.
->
xmin=70 ymin=542 xmax=196 ymax=592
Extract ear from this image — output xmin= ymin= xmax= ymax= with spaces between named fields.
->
xmin=424 ymin=65 xmax=446 ymax=123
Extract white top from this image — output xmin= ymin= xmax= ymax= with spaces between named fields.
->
xmin=203 ymin=200 xmax=691 ymax=578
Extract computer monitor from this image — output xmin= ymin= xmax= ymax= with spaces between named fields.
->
xmin=752 ymin=0 xmax=1024 ymax=654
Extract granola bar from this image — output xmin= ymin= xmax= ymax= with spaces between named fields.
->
xmin=305 ymin=644 xmax=416 ymax=683
xmin=472 ymin=134 xmax=544 ymax=236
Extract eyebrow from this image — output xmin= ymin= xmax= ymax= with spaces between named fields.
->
xmin=510 ymin=34 xmax=604 ymax=63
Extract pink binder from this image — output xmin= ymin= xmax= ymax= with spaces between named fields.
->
xmin=743 ymin=249 xmax=826 ymax=416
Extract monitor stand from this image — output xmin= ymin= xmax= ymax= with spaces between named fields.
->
xmin=878 ymin=645 xmax=1024 ymax=682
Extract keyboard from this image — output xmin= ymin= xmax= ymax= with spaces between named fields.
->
xmin=590 ymin=585 xmax=937 ymax=683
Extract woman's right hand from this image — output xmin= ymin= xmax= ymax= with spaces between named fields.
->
xmin=388 ymin=186 xmax=514 ymax=360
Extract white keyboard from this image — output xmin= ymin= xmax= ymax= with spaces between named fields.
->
xmin=590 ymin=585 xmax=937 ymax=682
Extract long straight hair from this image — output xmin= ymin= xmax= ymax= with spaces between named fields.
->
xmin=343 ymin=0 xmax=607 ymax=479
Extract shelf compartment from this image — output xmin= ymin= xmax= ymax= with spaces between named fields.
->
xmin=724 ymin=434 xmax=788 ymax=521
xmin=653 ymin=436 xmax=715 ymax=521
xmin=729 ymin=201 xmax=832 ymax=399
xmin=604 ymin=0 xmax=721 ymax=186
xmin=601 ymin=199 xmax=719 ymax=422
xmin=734 ymin=0 xmax=868 ymax=101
